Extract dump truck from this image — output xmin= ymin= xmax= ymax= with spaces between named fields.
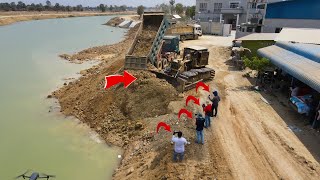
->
xmin=124 ymin=13 xmax=214 ymax=92
xmin=166 ymin=24 xmax=202 ymax=40
xmin=124 ymin=12 xmax=170 ymax=69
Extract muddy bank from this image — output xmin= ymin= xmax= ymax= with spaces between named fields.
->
xmin=104 ymin=15 xmax=140 ymax=26
xmin=0 ymin=11 xmax=135 ymax=26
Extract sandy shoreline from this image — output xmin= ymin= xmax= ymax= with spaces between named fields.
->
xmin=0 ymin=11 xmax=135 ymax=26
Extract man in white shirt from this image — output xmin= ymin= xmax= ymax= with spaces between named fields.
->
xmin=172 ymin=131 xmax=187 ymax=162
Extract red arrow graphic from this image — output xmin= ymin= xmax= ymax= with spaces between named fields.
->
xmin=156 ymin=122 xmax=172 ymax=133
xmin=186 ymin=95 xmax=200 ymax=106
xmin=104 ymin=71 xmax=137 ymax=89
xmin=178 ymin=108 xmax=193 ymax=119
xmin=196 ymin=82 xmax=210 ymax=93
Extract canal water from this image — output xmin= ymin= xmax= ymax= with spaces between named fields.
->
xmin=0 ymin=16 xmax=126 ymax=179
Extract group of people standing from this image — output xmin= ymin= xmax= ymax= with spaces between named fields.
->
xmin=172 ymin=91 xmax=220 ymax=162
xmin=195 ymin=90 xmax=220 ymax=144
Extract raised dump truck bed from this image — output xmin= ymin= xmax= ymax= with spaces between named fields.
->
xmin=125 ymin=12 xmax=170 ymax=69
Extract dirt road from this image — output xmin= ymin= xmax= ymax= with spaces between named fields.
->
xmin=177 ymin=35 xmax=320 ymax=179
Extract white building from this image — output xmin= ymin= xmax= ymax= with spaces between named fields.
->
xmin=195 ymin=0 xmax=283 ymax=30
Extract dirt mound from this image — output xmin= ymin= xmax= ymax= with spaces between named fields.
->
xmin=105 ymin=17 xmax=125 ymax=26
xmin=131 ymin=26 xmax=159 ymax=56
xmin=115 ymin=70 xmax=178 ymax=120
xmin=53 ymin=69 xmax=178 ymax=147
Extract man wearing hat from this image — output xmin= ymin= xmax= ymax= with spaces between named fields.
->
xmin=209 ymin=90 xmax=220 ymax=117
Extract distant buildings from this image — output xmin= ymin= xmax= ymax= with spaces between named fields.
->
xmin=195 ymin=0 xmax=320 ymax=38
xmin=195 ymin=0 xmax=272 ymax=29
xmin=263 ymin=0 xmax=320 ymax=33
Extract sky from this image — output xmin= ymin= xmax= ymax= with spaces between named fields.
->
xmin=0 ymin=0 xmax=195 ymax=7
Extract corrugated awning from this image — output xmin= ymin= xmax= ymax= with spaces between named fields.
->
xmin=275 ymin=28 xmax=320 ymax=45
xmin=258 ymin=43 xmax=320 ymax=92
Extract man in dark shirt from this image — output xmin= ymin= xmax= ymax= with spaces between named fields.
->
xmin=209 ymin=91 xmax=220 ymax=117
xmin=195 ymin=114 xmax=205 ymax=144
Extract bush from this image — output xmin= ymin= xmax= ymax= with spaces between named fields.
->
xmin=243 ymin=56 xmax=271 ymax=72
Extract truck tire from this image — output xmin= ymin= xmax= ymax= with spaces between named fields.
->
xmin=156 ymin=61 xmax=163 ymax=70
xmin=162 ymin=58 xmax=168 ymax=68
xmin=180 ymin=35 xmax=186 ymax=41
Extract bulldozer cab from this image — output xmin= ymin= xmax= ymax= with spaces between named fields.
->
xmin=183 ymin=46 xmax=209 ymax=69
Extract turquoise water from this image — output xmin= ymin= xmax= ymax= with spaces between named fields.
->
xmin=0 ymin=16 xmax=126 ymax=179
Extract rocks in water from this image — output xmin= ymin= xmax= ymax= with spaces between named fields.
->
xmin=126 ymin=167 xmax=134 ymax=175
xmin=47 ymin=95 xmax=52 ymax=98
xmin=59 ymin=54 xmax=71 ymax=60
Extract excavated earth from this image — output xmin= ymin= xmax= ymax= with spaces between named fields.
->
xmin=53 ymin=17 xmax=320 ymax=180
xmin=131 ymin=26 xmax=159 ymax=56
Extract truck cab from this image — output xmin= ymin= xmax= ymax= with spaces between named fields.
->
xmin=162 ymin=36 xmax=180 ymax=54
xmin=193 ymin=24 xmax=202 ymax=36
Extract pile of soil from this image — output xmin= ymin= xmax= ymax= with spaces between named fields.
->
xmin=131 ymin=26 xmax=159 ymax=56
xmin=53 ymin=69 xmax=178 ymax=147
xmin=104 ymin=17 xmax=125 ymax=26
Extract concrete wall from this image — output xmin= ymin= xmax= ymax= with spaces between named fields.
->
xmin=263 ymin=19 xmax=320 ymax=33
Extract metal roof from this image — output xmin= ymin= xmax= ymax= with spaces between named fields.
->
xmin=237 ymin=33 xmax=278 ymax=41
xmin=258 ymin=42 xmax=320 ymax=92
xmin=275 ymin=28 xmax=320 ymax=45
xmin=186 ymin=46 xmax=208 ymax=51
xmin=172 ymin=14 xmax=182 ymax=19
xmin=276 ymin=41 xmax=320 ymax=63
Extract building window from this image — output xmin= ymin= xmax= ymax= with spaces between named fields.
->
xmin=250 ymin=2 xmax=257 ymax=9
xmin=214 ymin=3 xmax=222 ymax=12
xmin=199 ymin=3 xmax=207 ymax=12
xmin=213 ymin=17 xmax=220 ymax=22
xmin=230 ymin=2 xmax=240 ymax=9
xmin=275 ymin=27 xmax=283 ymax=33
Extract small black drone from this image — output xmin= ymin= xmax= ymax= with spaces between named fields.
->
xmin=15 ymin=170 xmax=55 ymax=180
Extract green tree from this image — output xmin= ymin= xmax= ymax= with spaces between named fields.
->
xmin=66 ymin=5 xmax=71 ymax=12
xmin=27 ymin=3 xmax=36 ymax=11
xmin=76 ymin=5 xmax=83 ymax=11
xmin=137 ymin=5 xmax=144 ymax=18
xmin=45 ymin=0 xmax=51 ymax=10
xmin=99 ymin=4 xmax=106 ymax=12
xmin=243 ymin=56 xmax=271 ymax=72
xmin=175 ymin=3 xmax=183 ymax=15
xmin=35 ymin=3 xmax=44 ymax=12
xmin=10 ymin=2 xmax=17 ymax=11
xmin=109 ymin=5 xmax=114 ymax=11
xmin=185 ymin=6 xmax=195 ymax=18
xmin=17 ymin=1 xmax=26 ymax=10
xmin=54 ymin=3 xmax=60 ymax=11
xmin=159 ymin=3 xmax=170 ymax=14
xmin=120 ymin=5 xmax=127 ymax=11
